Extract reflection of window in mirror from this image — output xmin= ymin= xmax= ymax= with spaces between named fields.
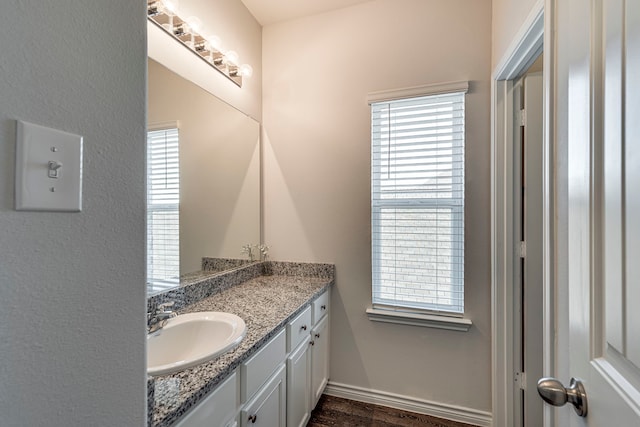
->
xmin=146 ymin=127 xmax=180 ymax=293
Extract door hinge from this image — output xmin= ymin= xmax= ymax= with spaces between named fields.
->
xmin=515 ymin=371 xmax=527 ymax=390
xmin=518 ymin=241 xmax=527 ymax=258
xmin=519 ymin=108 xmax=526 ymax=126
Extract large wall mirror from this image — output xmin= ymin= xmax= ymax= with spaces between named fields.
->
xmin=147 ymin=58 xmax=260 ymax=295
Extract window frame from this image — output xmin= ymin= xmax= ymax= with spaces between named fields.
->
xmin=367 ymin=82 xmax=472 ymax=330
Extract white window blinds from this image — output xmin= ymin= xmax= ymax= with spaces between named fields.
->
xmin=371 ymin=91 xmax=465 ymax=314
xmin=146 ymin=128 xmax=180 ymax=288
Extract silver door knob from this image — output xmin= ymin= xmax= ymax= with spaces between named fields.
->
xmin=537 ymin=377 xmax=588 ymax=417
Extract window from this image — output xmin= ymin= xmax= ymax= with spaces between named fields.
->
xmin=370 ymin=87 xmax=465 ymax=316
xmin=146 ymin=127 xmax=180 ymax=291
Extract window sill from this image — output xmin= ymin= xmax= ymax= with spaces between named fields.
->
xmin=365 ymin=307 xmax=472 ymax=332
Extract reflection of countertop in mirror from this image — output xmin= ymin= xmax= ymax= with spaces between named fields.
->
xmin=147 ymin=270 xmax=224 ymax=296
xmin=147 ymin=258 xmax=258 ymax=296
xmin=147 ymin=261 xmax=334 ymax=427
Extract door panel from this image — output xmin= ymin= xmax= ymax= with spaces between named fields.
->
xmin=554 ymin=0 xmax=640 ymax=425
xmin=624 ymin=0 xmax=640 ymax=368
xmin=603 ymin=0 xmax=624 ymax=353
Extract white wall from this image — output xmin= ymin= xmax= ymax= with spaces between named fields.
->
xmin=492 ymin=0 xmax=541 ymax=69
xmin=0 ymin=1 xmax=146 ymax=426
xmin=148 ymin=59 xmax=261 ymax=274
xmin=263 ymin=0 xmax=492 ymax=412
xmin=148 ymin=0 xmax=262 ymax=120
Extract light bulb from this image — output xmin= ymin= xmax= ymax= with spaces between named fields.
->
xmin=225 ymin=50 xmax=239 ymax=66
xmin=163 ymin=0 xmax=180 ymax=15
xmin=185 ymin=16 xmax=202 ymax=34
xmin=239 ymin=64 xmax=253 ymax=78
xmin=206 ymin=35 xmax=223 ymax=52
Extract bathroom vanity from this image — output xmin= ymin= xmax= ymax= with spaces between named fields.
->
xmin=147 ymin=261 xmax=334 ymax=427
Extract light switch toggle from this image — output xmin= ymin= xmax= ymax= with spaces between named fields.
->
xmin=48 ymin=161 xmax=63 ymax=179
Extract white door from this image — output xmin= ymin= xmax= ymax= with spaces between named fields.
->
xmin=545 ymin=0 xmax=640 ymax=425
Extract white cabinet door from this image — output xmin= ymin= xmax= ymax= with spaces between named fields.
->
xmin=241 ymin=365 xmax=286 ymax=427
xmin=175 ymin=371 xmax=239 ymax=427
xmin=310 ymin=314 xmax=329 ymax=409
xmin=286 ymin=339 xmax=311 ymax=427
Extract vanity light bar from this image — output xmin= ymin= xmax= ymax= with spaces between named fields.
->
xmin=147 ymin=0 xmax=253 ymax=88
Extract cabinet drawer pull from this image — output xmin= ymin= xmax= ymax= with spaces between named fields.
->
xmin=300 ymin=325 xmax=307 ymax=331
xmin=310 ymin=340 xmax=315 ymax=346
xmin=315 ymin=333 xmax=320 ymax=338
xmin=321 ymin=305 xmax=326 ymax=310
xmin=248 ymin=414 xmax=257 ymax=423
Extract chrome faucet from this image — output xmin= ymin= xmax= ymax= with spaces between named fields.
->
xmin=147 ymin=301 xmax=177 ymax=333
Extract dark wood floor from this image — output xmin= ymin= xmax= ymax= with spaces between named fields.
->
xmin=307 ymin=395 xmax=480 ymax=427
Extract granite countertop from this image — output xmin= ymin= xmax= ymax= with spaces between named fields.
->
xmin=149 ymin=270 xmax=333 ymax=427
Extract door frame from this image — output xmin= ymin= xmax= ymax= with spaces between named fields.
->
xmin=490 ymin=1 xmax=557 ymax=426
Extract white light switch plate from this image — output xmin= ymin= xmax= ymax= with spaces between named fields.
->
xmin=15 ymin=120 xmax=83 ymax=212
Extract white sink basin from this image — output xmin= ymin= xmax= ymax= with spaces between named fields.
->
xmin=147 ymin=311 xmax=246 ymax=376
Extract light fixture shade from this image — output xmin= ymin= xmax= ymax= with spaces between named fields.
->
xmin=148 ymin=1 xmax=166 ymax=15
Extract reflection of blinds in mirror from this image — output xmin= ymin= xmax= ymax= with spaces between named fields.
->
xmin=371 ymin=92 xmax=465 ymax=314
xmin=146 ymin=128 xmax=179 ymax=289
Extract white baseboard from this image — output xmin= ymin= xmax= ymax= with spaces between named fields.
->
xmin=323 ymin=381 xmax=492 ymax=427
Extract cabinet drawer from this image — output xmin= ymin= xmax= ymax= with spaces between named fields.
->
xmin=241 ymin=329 xmax=286 ymax=402
xmin=286 ymin=306 xmax=312 ymax=352
xmin=175 ymin=371 xmax=239 ymax=427
xmin=312 ymin=289 xmax=330 ymax=325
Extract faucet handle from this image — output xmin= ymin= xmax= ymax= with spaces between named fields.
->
xmin=157 ymin=301 xmax=175 ymax=312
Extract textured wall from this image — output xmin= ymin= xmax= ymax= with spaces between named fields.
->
xmin=0 ymin=1 xmax=147 ymax=425
xmin=263 ymin=0 xmax=492 ymax=413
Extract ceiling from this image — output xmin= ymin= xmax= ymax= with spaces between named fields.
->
xmin=240 ymin=0 xmax=374 ymax=26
